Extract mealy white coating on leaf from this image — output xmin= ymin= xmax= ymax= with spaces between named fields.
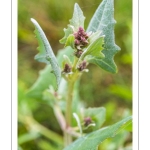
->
xmin=70 ymin=3 xmax=85 ymax=31
xmin=31 ymin=18 xmax=61 ymax=90
xmin=86 ymin=0 xmax=121 ymax=73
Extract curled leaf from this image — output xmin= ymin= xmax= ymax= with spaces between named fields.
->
xmin=31 ymin=18 xmax=61 ymax=90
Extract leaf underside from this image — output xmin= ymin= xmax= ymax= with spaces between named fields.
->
xmin=31 ymin=18 xmax=61 ymax=90
xmin=64 ymin=116 xmax=132 ymax=150
xmin=87 ymin=0 xmax=120 ymax=73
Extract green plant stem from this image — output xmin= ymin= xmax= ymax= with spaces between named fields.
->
xmin=72 ymin=57 xmax=79 ymax=72
xmin=64 ymin=79 xmax=75 ymax=146
xmin=66 ymin=81 xmax=75 ymax=126
xmin=64 ymin=56 xmax=80 ymax=146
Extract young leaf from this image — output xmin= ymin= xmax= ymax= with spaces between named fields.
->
xmin=73 ymin=113 xmax=83 ymax=135
xmin=57 ymin=46 xmax=74 ymax=67
xmin=88 ymin=30 xmax=103 ymax=44
xmin=83 ymin=107 xmax=106 ymax=132
xmin=65 ymin=34 xmax=75 ymax=49
xmin=31 ymin=18 xmax=61 ymax=90
xmin=59 ymin=3 xmax=85 ymax=45
xmin=87 ymin=0 xmax=120 ymax=73
xmin=64 ymin=116 xmax=132 ymax=150
xmin=59 ymin=26 xmax=73 ymax=44
xmin=80 ymin=36 xmax=105 ymax=61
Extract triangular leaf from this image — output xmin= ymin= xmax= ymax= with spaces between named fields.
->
xmin=31 ymin=18 xmax=61 ymax=90
xmin=64 ymin=116 xmax=132 ymax=150
xmin=87 ymin=0 xmax=120 ymax=73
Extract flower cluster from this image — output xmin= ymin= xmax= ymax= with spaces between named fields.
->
xmin=62 ymin=27 xmax=90 ymax=74
xmin=74 ymin=27 xmax=89 ymax=49
xmin=74 ymin=50 xmax=83 ymax=58
xmin=73 ymin=27 xmax=89 ymax=58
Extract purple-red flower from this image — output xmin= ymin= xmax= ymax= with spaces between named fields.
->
xmin=74 ymin=27 xmax=89 ymax=48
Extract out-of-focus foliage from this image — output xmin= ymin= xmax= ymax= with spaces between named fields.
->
xmin=64 ymin=116 xmax=132 ymax=150
xmin=18 ymin=0 xmax=132 ymax=149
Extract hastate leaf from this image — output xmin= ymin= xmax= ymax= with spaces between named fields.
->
xmin=31 ymin=18 xmax=61 ymax=90
xmin=59 ymin=3 xmax=85 ymax=45
xmin=87 ymin=0 xmax=120 ymax=73
xmin=64 ymin=116 xmax=132 ymax=150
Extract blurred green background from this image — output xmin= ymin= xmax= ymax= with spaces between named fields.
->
xmin=18 ymin=0 xmax=132 ymax=149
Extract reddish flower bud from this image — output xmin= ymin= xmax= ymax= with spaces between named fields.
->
xmin=75 ymin=39 xmax=80 ymax=45
xmin=74 ymin=27 xmax=89 ymax=49
xmin=79 ymin=26 xmax=84 ymax=32
xmin=84 ymin=117 xmax=92 ymax=126
xmin=63 ymin=63 xmax=72 ymax=73
xmin=78 ymin=60 xmax=87 ymax=71
xmin=74 ymin=50 xmax=83 ymax=58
